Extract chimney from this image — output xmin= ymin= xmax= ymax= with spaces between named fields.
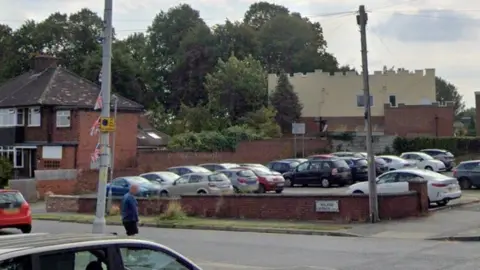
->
xmin=32 ymin=55 xmax=58 ymax=72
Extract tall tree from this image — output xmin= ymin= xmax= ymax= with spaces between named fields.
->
xmin=205 ymin=55 xmax=267 ymax=123
xmin=243 ymin=2 xmax=289 ymax=30
xmin=435 ymin=77 xmax=464 ymax=116
xmin=212 ymin=20 xmax=259 ymax=62
xmin=270 ymin=73 xmax=303 ymax=133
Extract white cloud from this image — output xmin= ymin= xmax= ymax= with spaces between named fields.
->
xmin=0 ymin=0 xmax=478 ymax=107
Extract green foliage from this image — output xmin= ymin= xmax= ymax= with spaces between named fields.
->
xmin=222 ymin=125 xmax=263 ymax=141
xmin=270 ymin=73 xmax=303 ymax=133
xmin=239 ymin=106 xmax=281 ymax=138
xmin=435 ymin=77 xmax=465 ymax=116
xmin=168 ymin=131 xmax=237 ymax=152
xmin=0 ymin=158 xmax=13 ymax=188
xmin=392 ymin=137 xmax=480 ymax=156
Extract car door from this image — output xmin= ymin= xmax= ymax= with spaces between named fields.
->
xmin=468 ymin=162 xmax=480 ymax=185
xmin=292 ymin=161 xmax=311 ymax=184
xmin=168 ymin=175 xmax=190 ymax=195
xmin=116 ymin=244 xmax=200 ymax=270
xmin=393 ymin=172 xmax=417 ymax=193
xmin=188 ymin=175 xmax=204 ymax=193
xmin=376 ymin=172 xmax=399 ymax=194
xmin=410 ymin=154 xmax=426 ymax=168
xmin=311 ymin=161 xmax=330 ymax=183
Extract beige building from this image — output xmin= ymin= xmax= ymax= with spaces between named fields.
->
xmin=267 ymin=68 xmax=436 ymax=118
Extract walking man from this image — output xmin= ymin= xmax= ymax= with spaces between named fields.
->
xmin=121 ymin=184 xmax=139 ymax=236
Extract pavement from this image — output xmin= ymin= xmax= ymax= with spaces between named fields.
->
xmin=11 ymin=220 xmax=480 ymax=269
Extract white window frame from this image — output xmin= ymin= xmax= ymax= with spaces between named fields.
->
xmin=28 ymin=107 xmax=41 ymax=127
xmin=13 ymin=148 xmax=23 ymax=168
xmin=56 ymin=110 xmax=71 ymax=127
xmin=16 ymin=108 xmax=24 ymax=126
xmin=356 ymin=94 xmax=374 ymax=108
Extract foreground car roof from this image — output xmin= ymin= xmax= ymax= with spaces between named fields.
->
xmin=0 ymin=233 xmax=171 ymax=258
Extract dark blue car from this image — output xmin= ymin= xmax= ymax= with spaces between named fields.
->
xmin=106 ymin=176 xmax=161 ymax=197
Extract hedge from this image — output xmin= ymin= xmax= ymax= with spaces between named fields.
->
xmin=392 ymin=137 xmax=480 ymax=156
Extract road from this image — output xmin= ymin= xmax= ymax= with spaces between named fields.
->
xmin=23 ymin=220 xmax=480 ymax=269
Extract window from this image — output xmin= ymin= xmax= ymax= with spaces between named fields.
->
xmin=27 ymin=107 xmax=41 ymax=127
xmin=389 ymin=95 xmax=396 ymax=107
xmin=356 ymin=95 xmax=373 ymax=107
xmin=296 ymin=162 xmax=310 ymax=172
xmin=0 ymin=146 xmax=14 ymax=165
xmin=112 ymin=179 xmax=127 ymax=186
xmin=0 ymin=109 xmax=15 ymax=127
xmin=16 ymin=108 xmax=24 ymax=126
xmin=39 ymin=248 xmax=109 ymax=270
xmin=120 ymin=247 xmax=189 ymax=270
xmin=56 ymin=110 xmax=71 ymax=127
xmin=377 ymin=173 xmax=397 ymax=184
xmin=397 ymin=172 xmax=421 ymax=182
xmin=175 ymin=175 xmax=189 ymax=184
xmin=189 ymin=175 xmax=203 ymax=183
xmin=0 ymin=255 xmax=32 ymax=270
xmin=14 ymin=148 xmax=23 ymax=168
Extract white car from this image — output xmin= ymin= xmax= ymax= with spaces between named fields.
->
xmin=377 ymin=155 xmax=416 ymax=170
xmin=399 ymin=152 xmax=446 ymax=172
xmin=346 ymin=169 xmax=461 ymax=206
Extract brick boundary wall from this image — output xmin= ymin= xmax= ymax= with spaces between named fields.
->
xmin=46 ymin=181 xmax=428 ymax=222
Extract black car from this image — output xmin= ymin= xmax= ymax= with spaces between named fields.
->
xmin=282 ymin=159 xmax=352 ymax=188
xmin=339 ymin=157 xmax=368 ymax=182
xmin=267 ymin=159 xmax=303 ymax=174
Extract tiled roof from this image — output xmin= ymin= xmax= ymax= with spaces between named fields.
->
xmin=0 ymin=67 xmax=143 ymax=110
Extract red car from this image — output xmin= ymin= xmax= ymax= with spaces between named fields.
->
xmin=308 ymin=154 xmax=334 ymax=160
xmin=235 ymin=167 xmax=285 ymax=193
xmin=0 ymin=189 xmax=32 ymax=233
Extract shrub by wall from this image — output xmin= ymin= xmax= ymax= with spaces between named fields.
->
xmin=393 ymin=137 xmax=480 ymax=155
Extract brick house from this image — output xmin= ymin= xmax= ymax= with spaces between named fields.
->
xmin=0 ymin=55 xmax=144 ymax=178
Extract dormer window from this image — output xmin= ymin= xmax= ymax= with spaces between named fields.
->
xmin=28 ymin=107 xmax=41 ymax=127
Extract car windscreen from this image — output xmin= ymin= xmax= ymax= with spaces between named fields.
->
xmin=0 ymin=191 xmax=25 ymax=208
xmin=289 ymin=162 xmax=300 ymax=168
xmin=192 ymin=167 xmax=211 ymax=173
xmin=332 ymin=160 xmax=350 ymax=168
xmin=375 ymin=158 xmax=387 ymax=165
xmin=208 ymin=173 xmax=229 ymax=182
xmin=354 ymin=159 xmax=368 ymax=166
xmin=252 ymin=168 xmax=274 ymax=176
xmin=237 ymin=170 xmax=256 ymax=177
xmin=126 ymin=177 xmax=150 ymax=184
xmin=156 ymin=172 xmax=179 ymax=182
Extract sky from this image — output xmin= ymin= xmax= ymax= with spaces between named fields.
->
xmin=1 ymin=0 xmax=479 ymax=108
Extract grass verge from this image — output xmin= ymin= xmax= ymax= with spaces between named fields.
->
xmin=32 ymin=213 xmax=351 ymax=233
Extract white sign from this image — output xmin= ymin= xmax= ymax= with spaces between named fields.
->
xmin=315 ymin=200 xmax=339 ymax=212
xmin=292 ymin=123 xmax=305 ymax=135
xmin=42 ymin=146 xmax=62 ymax=159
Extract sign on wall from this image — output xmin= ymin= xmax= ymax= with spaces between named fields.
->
xmin=292 ymin=123 xmax=305 ymax=135
xmin=315 ymin=200 xmax=339 ymax=212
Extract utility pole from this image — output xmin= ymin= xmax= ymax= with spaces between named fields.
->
xmin=106 ymin=96 xmax=118 ymax=214
xmin=357 ymin=5 xmax=379 ymax=223
xmin=92 ymin=0 xmax=113 ymax=234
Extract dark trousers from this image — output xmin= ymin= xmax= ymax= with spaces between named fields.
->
xmin=122 ymin=220 xmax=139 ymax=236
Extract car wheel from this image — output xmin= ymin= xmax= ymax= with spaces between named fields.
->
xmin=197 ymin=190 xmax=207 ymax=194
xmin=284 ymin=178 xmax=293 ymax=187
xmin=425 ymin=166 xmax=433 ymax=171
xmin=321 ymin=178 xmax=330 ymax=188
xmin=436 ymin=200 xmax=448 ymax=207
xmin=20 ymin=225 xmax=31 ymax=234
xmin=275 ymin=189 xmax=283 ymax=194
xmin=353 ymin=190 xmax=364 ymax=194
xmin=459 ymin=177 xmax=472 ymax=190
xmin=160 ymin=191 xmax=169 ymax=197
xmin=258 ymin=184 xmax=266 ymax=193
xmin=233 ymin=186 xmax=241 ymax=193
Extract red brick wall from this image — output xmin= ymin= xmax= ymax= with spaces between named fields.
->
xmin=136 ymin=138 xmax=330 ymax=172
xmin=384 ymin=103 xmax=454 ymax=136
xmin=47 ymin=192 xmax=421 ymax=222
xmin=77 ymin=111 xmax=139 ymax=169
xmin=36 ymin=146 xmax=76 ymax=169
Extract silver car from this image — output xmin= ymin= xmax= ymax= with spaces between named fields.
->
xmin=167 ymin=166 xmax=211 ymax=175
xmin=199 ymin=163 xmax=239 ymax=171
xmin=217 ymin=168 xmax=259 ymax=193
xmin=140 ymin=171 xmax=179 ymax=187
xmin=420 ymin=149 xmax=455 ymax=171
xmin=159 ymin=172 xmax=234 ymax=197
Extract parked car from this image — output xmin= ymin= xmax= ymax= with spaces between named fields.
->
xmin=377 ymin=155 xmax=415 ymax=170
xmin=267 ymin=159 xmax=302 ymax=174
xmin=139 ymin=171 xmax=179 ymax=186
xmin=199 ymin=163 xmax=239 ymax=171
xmin=331 ymin=152 xmax=365 ymax=158
xmin=158 ymin=172 xmax=234 ymax=196
xmin=346 ymin=169 xmax=461 ymax=206
xmin=167 ymin=165 xmax=211 ymax=175
xmin=375 ymin=157 xmax=389 ymax=175
xmin=0 ymin=233 xmax=202 ymax=269
xmin=308 ymin=154 xmax=335 ymax=160
xmin=236 ymin=166 xmax=285 ymax=193
xmin=282 ymin=159 xmax=352 ymax=188
xmin=452 ymin=160 xmax=480 ymax=189
xmin=217 ymin=168 xmax=259 ymax=193
xmin=338 ymin=157 xmax=368 ymax=182
xmin=0 ymin=190 xmax=31 ymax=234
xmin=399 ymin=152 xmax=446 ymax=172
xmin=238 ymin=163 xmax=282 ymax=175
xmin=421 ymin=149 xmax=455 ymax=171
xmin=106 ymin=176 xmax=161 ymax=197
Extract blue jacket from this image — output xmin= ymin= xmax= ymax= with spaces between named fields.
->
xmin=121 ymin=193 xmax=139 ymax=222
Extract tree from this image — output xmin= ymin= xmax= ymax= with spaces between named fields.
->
xmin=205 ymin=55 xmax=267 ymax=123
xmin=212 ymin=20 xmax=259 ymax=62
xmin=435 ymin=77 xmax=465 ymax=116
xmin=243 ymin=2 xmax=289 ymax=30
xmin=270 ymin=73 xmax=303 ymax=133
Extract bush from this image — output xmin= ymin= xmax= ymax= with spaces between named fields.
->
xmin=392 ymin=137 xmax=480 ymax=156
xmin=156 ymin=201 xmax=187 ymax=221
xmin=168 ymin=131 xmax=238 ymax=152
xmin=0 ymin=158 xmax=13 ymax=188
xmin=222 ymin=125 xmax=262 ymax=141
